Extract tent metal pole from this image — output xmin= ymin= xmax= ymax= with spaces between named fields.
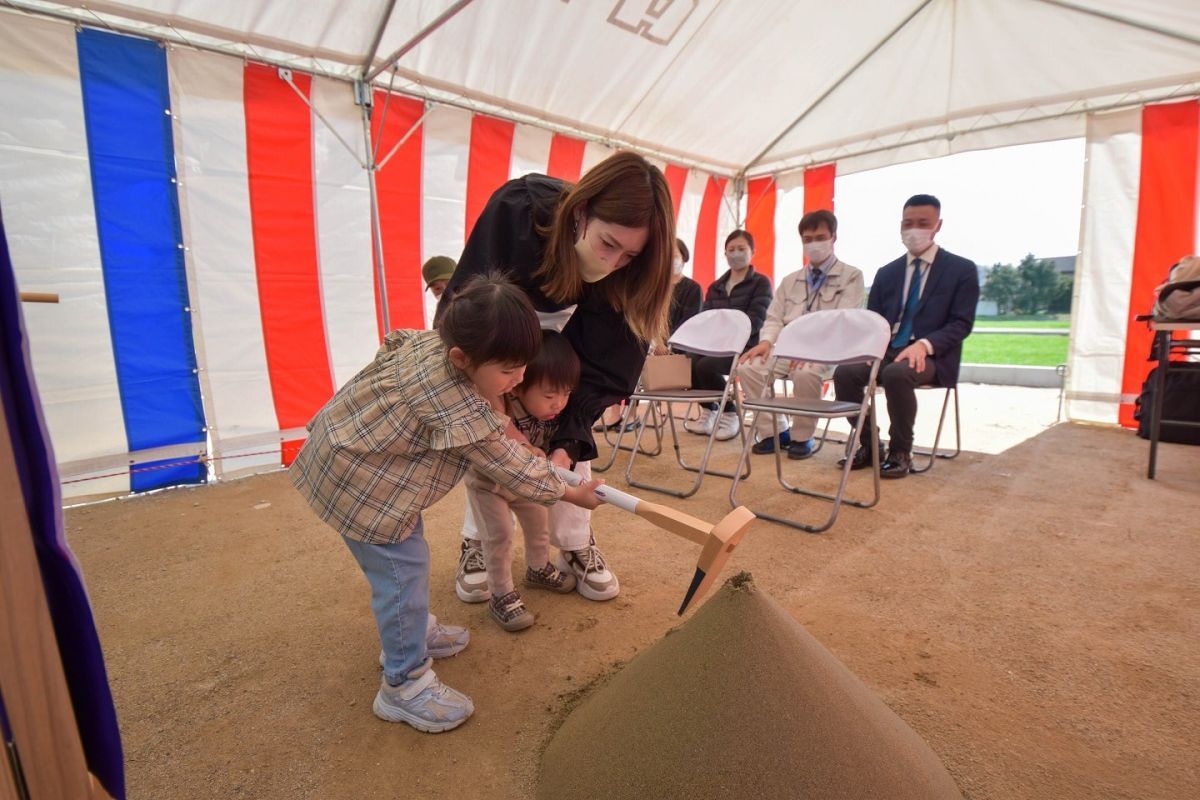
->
xmin=742 ymin=0 xmax=934 ymax=173
xmin=358 ymin=91 xmax=391 ymax=332
xmin=361 ymin=0 xmax=399 ymax=74
xmin=365 ymin=0 xmax=478 ymax=84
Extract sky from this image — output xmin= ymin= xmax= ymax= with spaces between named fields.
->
xmin=772 ymin=138 xmax=1088 ymax=287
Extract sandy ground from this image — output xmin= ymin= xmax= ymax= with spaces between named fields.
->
xmin=64 ymin=386 xmax=1200 ymax=799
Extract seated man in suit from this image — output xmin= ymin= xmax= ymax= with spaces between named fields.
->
xmin=834 ymin=194 xmax=979 ymax=478
xmin=737 ymin=209 xmax=864 ymax=459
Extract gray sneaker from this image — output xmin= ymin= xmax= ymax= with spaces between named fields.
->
xmin=555 ymin=538 xmax=620 ymax=601
xmin=426 ymin=618 xmax=469 ymax=658
xmin=490 ymin=590 xmax=535 ymax=632
xmin=455 ymin=538 xmax=490 ymax=603
xmin=524 ymin=561 xmax=577 ymax=594
xmin=379 ymin=618 xmax=470 ymax=668
xmin=373 ymin=664 xmax=474 ymax=733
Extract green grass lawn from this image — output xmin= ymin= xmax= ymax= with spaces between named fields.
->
xmin=962 ymin=332 xmax=1068 ymax=366
xmin=973 ymin=316 xmax=1070 ymax=329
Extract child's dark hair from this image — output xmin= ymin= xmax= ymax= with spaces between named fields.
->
xmin=518 ymin=330 xmax=580 ymax=393
xmin=438 ymin=273 xmax=541 ymax=366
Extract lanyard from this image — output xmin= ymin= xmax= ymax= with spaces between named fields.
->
xmin=804 ymin=266 xmax=830 ymax=311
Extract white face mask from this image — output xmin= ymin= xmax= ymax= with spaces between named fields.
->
xmin=726 ymin=250 xmax=751 ymax=270
xmin=901 ymin=227 xmax=935 ymax=254
xmin=574 ymin=221 xmax=614 ymax=283
xmin=672 ymin=258 xmax=685 ymax=276
xmin=803 ymin=240 xmax=833 ymax=264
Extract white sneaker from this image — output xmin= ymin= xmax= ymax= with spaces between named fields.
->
xmin=373 ymin=663 xmax=474 ymax=733
xmin=454 ymin=538 xmax=490 ymax=603
xmin=555 ymin=537 xmax=620 ymax=601
xmin=714 ymin=411 xmax=741 ymax=441
xmin=683 ymin=408 xmax=717 ymax=436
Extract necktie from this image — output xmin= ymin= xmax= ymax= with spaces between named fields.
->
xmin=891 ymin=259 xmax=923 ymax=349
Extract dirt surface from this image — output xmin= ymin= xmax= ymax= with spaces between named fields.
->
xmin=539 ymin=574 xmax=962 ymax=800
xmin=65 ymin=407 xmax=1200 ymax=799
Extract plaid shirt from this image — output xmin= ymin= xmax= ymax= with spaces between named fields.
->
xmin=508 ymin=394 xmax=557 ymax=451
xmin=291 ymin=330 xmax=566 ymax=544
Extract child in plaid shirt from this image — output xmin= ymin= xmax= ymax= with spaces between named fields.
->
xmin=466 ymin=330 xmax=581 ymax=632
xmin=291 ymin=276 xmax=601 ymax=734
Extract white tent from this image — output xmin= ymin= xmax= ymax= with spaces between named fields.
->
xmin=2 ymin=0 xmax=1199 ymax=498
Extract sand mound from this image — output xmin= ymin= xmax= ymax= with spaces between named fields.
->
xmin=539 ymin=573 xmax=961 ymax=800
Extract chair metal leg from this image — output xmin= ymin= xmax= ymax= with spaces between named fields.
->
xmin=625 ymin=389 xmax=750 ymax=498
xmin=911 ymin=387 xmax=960 ymax=474
xmin=594 ymin=399 xmax=664 ymax=473
xmin=729 ymin=393 xmax=882 ymax=534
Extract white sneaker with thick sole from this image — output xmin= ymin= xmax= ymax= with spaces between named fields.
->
xmin=454 ymin=538 xmax=490 ymax=603
xmin=555 ymin=540 xmax=620 ymax=601
xmin=683 ymin=408 xmax=717 ymax=436
xmin=373 ymin=669 xmax=474 ymax=733
xmin=714 ymin=411 xmax=741 ymax=441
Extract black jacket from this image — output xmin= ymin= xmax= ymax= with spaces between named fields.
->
xmin=703 ymin=267 xmax=773 ymax=350
xmin=437 ymin=175 xmax=646 ymax=462
xmin=669 ymin=276 xmax=703 ymax=335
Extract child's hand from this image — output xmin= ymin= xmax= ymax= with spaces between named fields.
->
xmin=562 ymin=478 xmax=604 ymax=510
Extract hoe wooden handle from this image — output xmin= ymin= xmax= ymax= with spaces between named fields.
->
xmin=553 ymin=466 xmax=711 ymax=546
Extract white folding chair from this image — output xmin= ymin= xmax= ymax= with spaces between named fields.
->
xmin=623 ymin=309 xmax=752 ymax=498
xmin=729 ymin=308 xmax=890 ymax=533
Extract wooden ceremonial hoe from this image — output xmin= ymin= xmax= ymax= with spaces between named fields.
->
xmin=554 ymin=467 xmax=755 ymax=615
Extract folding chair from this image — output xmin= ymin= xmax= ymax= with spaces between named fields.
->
xmin=729 ymin=308 xmax=890 ymax=533
xmin=593 ymin=397 xmax=665 ymax=473
xmin=623 ymin=308 xmax=752 ymax=498
xmin=910 ymin=385 xmax=961 ymax=473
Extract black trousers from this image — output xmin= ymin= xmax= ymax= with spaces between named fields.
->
xmin=690 ymin=354 xmax=737 ymax=412
xmin=833 ymin=349 xmax=936 ymax=454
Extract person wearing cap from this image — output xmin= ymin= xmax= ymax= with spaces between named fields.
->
xmin=422 ymin=256 xmax=457 ymax=299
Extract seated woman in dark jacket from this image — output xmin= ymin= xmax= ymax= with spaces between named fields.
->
xmin=683 ymin=229 xmax=772 ymax=441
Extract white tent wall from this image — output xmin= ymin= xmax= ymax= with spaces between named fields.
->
xmin=1067 ymin=109 xmax=1141 ymax=425
xmin=0 ymin=14 xmax=130 ymax=497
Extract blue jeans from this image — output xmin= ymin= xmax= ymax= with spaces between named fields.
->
xmin=342 ymin=519 xmax=429 ymax=685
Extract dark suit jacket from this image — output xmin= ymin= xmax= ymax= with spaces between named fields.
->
xmin=868 ymin=247 xmax=980 ymax=388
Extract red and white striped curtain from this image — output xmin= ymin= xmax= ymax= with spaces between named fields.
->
xmin=0 ymin=14 xmax=744 ymax=498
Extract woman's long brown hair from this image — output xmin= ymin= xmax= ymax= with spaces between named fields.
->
xmin=535 ymin=151 xmax=675 ymax=345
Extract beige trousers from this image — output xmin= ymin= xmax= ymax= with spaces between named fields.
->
xmin=737 ymin=359 xmax=828 ymax=441
xmin=464 ymin=470 xmax=553 ymax=596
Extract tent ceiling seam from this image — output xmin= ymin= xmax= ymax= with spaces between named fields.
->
xmin=740 ymin=0 xmax=935 ymax=174
xmin=1033 ymin=0 xmax=1200 ymax=48
xmin=609 ymin=0 xmax=727 ymax=134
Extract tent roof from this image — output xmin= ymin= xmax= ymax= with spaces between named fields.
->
xmin=7 ymin=0 xmax=1200 ymax=176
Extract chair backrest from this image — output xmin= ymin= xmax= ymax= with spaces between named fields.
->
xmin=668 ymin=308 xmax=751 ymax=357
xmin=772 ymin=309 xmax=890 ymax=365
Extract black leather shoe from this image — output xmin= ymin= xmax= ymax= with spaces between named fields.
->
xmin=880 ymin=449 xmax=912 ymax=479
xmin=838 ymin=444 xmax=884 ymax=471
